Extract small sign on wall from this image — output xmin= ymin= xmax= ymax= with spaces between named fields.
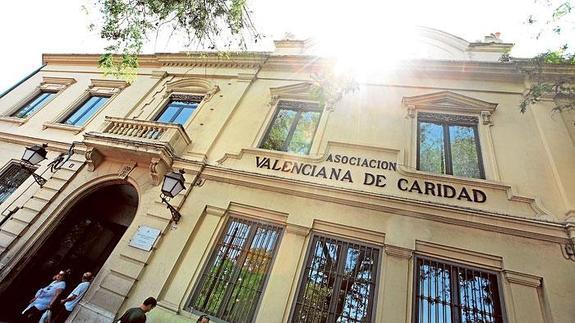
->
xmin=129 ymin=225 xmax=161 ymax=251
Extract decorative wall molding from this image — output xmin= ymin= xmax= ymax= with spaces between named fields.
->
xmin=165 ymin=78 xmax=220 ymax=102
xmin=312 ymin=219 xmax=385 ymax=246
xmin=286 ymin=223 xmax=311 ymax=236
xmin=227 ymin=202 xmax=289 ymax=225
xmin=40 ymin=77 xmax=76 ymax=92
xmin=89 ymin=79 xmax=130 ymax=91
xmin=385 ymin=245 xmax=413 ymax=259
xmin=504 ymin=270 xmax=542 ymax=288
xmin=42 ymin=122 xmax=84 ymax=134
xmin=200 ymin=165 xmax=569 ymax=245
xmin=416 ymin=240 xmax=503 ymax=270
xmin=402 ymin=90 xmax=498 ymax=116
xmin=85 ymin=147 xmax=103 ymax=172
xmin=150 ymin=157 xmax=169 ymax=186
xmin=216 ymin=141 xmax=552 ymax=221
xmin=268 ymin=82 xmax=317 ymax=107
xmin=204 ymin=205 xmax=226 ymax=218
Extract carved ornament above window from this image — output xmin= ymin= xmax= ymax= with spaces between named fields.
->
xmin=418 ymin=112 xmax=479 ymax=125
xmin=164 ymin=77 xmax=219 ymax=102
xmin=403 ymin=91 xmax=497 ymax=125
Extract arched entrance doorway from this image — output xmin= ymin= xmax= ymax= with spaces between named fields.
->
xmin=0 ymin=182 xmax=138 ymax=322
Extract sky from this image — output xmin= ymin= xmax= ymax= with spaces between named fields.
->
xmin=0 ymin=0 xmax=571 ymax=93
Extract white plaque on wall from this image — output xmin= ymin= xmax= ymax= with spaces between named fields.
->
xmin=129 ymin=226 xmax=161 ymax=251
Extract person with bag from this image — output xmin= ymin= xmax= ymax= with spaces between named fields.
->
xmin=21 ymin=269 xmax=69 ymax=322
xmin=116 ymin=297 xmax=156 ymax=323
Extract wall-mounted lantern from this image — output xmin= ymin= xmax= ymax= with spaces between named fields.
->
xmin=160 ymin=169 xmax=186 ymax=224
xmin=20 ymin=143 xmax=76 ymax=188
xmin=21 ymin=144 xmax=48 ymax=187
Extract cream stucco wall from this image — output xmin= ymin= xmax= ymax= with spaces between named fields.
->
xmin=0 ymin=37 xmax=573 ymax=323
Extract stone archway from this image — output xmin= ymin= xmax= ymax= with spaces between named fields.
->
xmin=0 ymin=182 xmax=138 ymax=322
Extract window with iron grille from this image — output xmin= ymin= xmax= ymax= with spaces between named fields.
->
xmin=0 ymin=162 xmax=33 ymax=204
xmin=417 ymin=113 xmax=485 ymax=179
xmin=291 ymin=235 xmax=380 ymax=323
xmin=155 ymin=94 xmax=203 ymax=126
xmin=413 ymin=256 xmax=504 ymax=323
xmin=12 ymin=91 xmax=57 ymax=118
xmin=189 ymin=217 xmax=283 ymax=323
xmin=260 ymin=100 xmax=322 ymax=155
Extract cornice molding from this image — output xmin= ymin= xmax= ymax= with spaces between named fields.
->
xmin=402 ymin=90 xmax=498 ymax=117
xmin=42 ymin=53 xmax=568 ymax=83
xmin=42 ymin=54 xmax=161 ymax=68
xmin=216 ymin=142 xmax=401 ymax=165
xmin=199 ymin=165 xmax=569 ymax=245
xmin=216 ymin=144 xmax=550 ymax=220
xmin=395 ymin=166 xmax=551 ymax=218
xmin=41 ymin=76 xmax=76 ymax=87
xmin=156 ymin=53 xmax=267 ymax=69
xmin=90 ymin=79 xmax=130 ymax=89
xmin=0 ymin=132 xmax=71 ymax=152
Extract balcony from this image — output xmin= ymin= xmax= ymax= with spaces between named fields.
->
xmin=83 ymin=116 xmax=191 ymax=168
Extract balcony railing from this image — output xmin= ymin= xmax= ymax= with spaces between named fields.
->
xmin=85 ymin=116 xmax=191 ymax=157
xmin=105 ymin=118 xmax=169 ymax=140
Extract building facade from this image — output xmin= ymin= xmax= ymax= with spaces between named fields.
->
xmin=0 ymin=28 xmax=574 ymax=323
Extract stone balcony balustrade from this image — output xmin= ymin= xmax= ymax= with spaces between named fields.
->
xmin=83 ymin=117 xmax=191 ymax=175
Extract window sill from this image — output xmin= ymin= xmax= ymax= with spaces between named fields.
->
xmin=0 ymin=116 xmax=27 ymax=125
xmin=409 ymin=168 xmax=494 ymax=186
xmin=253 ymin=147 xmax=318 ymax=159
xmin=43 ymin=122 xmax=84 ymax=134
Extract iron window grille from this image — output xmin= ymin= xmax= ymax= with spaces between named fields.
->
xmin=155 ymin=94 xmax=203 ymax=126
xmin=63 ymin=95 xmax=110 ymax=126
xmin=260 ymin=100 xmax=322 ymax=155
xmin=189 ymin=217 xmax=283 ymax=323
xmin=11 ymin=91 xmax=57 ymax=118
xmin=413 ymin=256 xmax=505 ymax=323
xmin=417 ymin=112 xmax=485 ymax=179
xmin=291 ymin=235 xmax=380 ymax=323
xmin=0 ymin=162 xmax=34 ymax=204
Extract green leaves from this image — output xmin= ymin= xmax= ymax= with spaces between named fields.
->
xmin=310 ymin=70 xmax=358 ymax=108
xmin=94 ymin=0 xmax=261 ymax=82
xmin=520 ymin=1 xmax=575 ymax=114
xmin=98 ymin=53 xmax=138 ymax=83
xmin=517 ymin=44 xmax=575 ymax=113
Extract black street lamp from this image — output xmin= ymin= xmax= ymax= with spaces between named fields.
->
xmin=22 ymin=144 xmax=48 ymax=166
xmin=161 ymin=169 xmax=186 ymax=224
xmin=21 ymin=144 xmax=48 ymax=187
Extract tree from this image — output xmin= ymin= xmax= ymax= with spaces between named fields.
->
xmin=92 ymin=0 xmax=261 ymax=80
xmin=514 ymin=1 xmax=575 ymax=113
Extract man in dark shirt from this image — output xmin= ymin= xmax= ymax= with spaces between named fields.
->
xmin=117 ymin=297 xmax=157 ymax=323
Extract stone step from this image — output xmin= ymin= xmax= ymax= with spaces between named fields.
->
xmin=12 ymin=207 xmax=39 ymax=223
xmin=1 ymin=218 xmax=29 ymax=237
xmin=22 ymin=197 xmax=46 ymax=212
xmin=33 ymin=188 xmax=59 ymax=201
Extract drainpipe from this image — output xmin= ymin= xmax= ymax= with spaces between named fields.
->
xmin=0 ymin=64 xmax=46 ymax=99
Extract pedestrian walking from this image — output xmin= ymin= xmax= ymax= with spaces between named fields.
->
xmin=116 ymin=297 xmax=157 ymax=323
xmin=53 ymin=272 xmax=93 ymax=322
xmin=21 ymin=269 xmax=70 ymax=322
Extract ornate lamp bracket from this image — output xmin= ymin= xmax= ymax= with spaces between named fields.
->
xmin=562 ymin=224 xmax=575 ymax=262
